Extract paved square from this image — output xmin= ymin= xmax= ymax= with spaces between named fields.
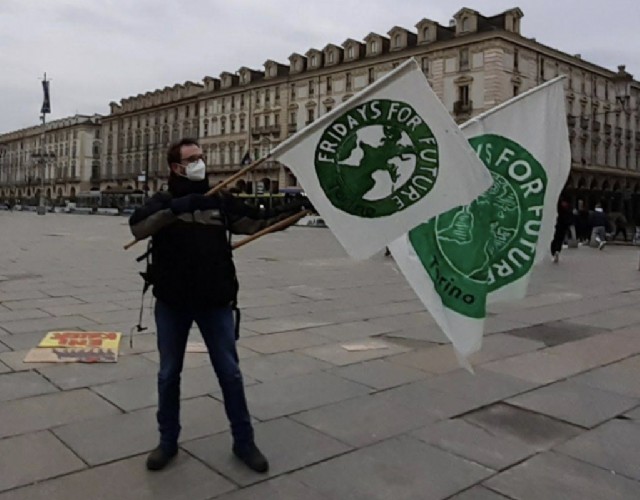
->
xmin=2 ymin=212 xmax=640 ymax=498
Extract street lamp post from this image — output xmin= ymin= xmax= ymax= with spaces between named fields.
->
xmin=612 ymin=65 xmax=634 ymax=113
xmin=36 ymin=116 xmax=47 ymax=215
xmin=36 ymin=73 xmax=51 ymax=216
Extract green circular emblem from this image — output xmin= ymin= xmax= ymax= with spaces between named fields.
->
xmin=408 ymin=134 xmax=547 ymax=318
xmin=314 ymin=99 xmax=439 ymax=218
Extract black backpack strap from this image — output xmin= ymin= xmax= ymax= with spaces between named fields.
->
xmin=223 ymin=210 xmax=241 ymax=340
xmin=130 ymin=240 xmax=153 ymax=347
xmin=232 ymin=301 xmax=241 ymax=341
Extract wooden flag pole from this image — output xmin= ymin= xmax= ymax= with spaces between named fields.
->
xmin=123 ymin=157 xmax=268 ymax=250
xmin=232 ymin=210 xmax=311 ymax=250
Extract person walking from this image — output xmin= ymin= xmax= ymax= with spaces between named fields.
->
xmin=129 ymin=138 xmax=305 ymax=473
xmin=550 ymin=197 xmax=573 ymax=262
xmin=614 ymin=213 xmax=628 ymax=242
xmin=589 ymin=203 xmax=609 ymax=250
xmin=576 ymin=199 xmax=590 ymax=244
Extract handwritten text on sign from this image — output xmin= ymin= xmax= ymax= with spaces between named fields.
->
xmin=39 ymin=332 xmax=121 ymax=350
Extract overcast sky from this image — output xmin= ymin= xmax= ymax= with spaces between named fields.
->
xmin=1 ymin=0 xmax=639 ymax=134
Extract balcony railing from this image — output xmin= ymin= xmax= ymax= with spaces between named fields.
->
xmin=453 ymin=100 xmax=473 ymax=115
xmin=580 ymin=116 xmax=589 ymax=129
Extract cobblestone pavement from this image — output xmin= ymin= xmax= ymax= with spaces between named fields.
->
xmin=1 ymin=210 xmax=640 ymax=499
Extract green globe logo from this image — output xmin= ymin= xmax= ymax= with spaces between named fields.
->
xmin=314 ymin=99 xmax=439 ymax=218
xmin=409 ymin=134 xmax=547 ymax=318
xmin=436 ymin=173 xmax=520 ymax=282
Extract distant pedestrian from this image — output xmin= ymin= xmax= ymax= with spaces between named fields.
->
xmin=575 ymin=199 xmax=590 ymax=244
xmin=614 ymin=213 xmax=628 ymax=242
xmin=550 ymin=198 xmax=572 ymax=262
xmin=589 ymin=204 xmax=609 ymax=250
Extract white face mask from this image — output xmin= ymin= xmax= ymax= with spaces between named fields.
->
xmin=183 ymin=159 xmax=206 ymax=181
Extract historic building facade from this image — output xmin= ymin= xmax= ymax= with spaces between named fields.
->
xmin=100 ymin=82 xmax=203 ymax=193
xmin=0 ymin=114 xmax=101 ymax=203
xmin=2 ymin=6 xmax=639 ymax=216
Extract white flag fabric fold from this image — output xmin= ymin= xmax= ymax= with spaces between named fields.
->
xmin=270 ymin=58 xmax=493 ymax=259
xmin=390 ymin=77 xmax=571 ymax=359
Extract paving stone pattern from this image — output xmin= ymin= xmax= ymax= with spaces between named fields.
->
xmin=1 ymin=212 xmax=640 ymax=498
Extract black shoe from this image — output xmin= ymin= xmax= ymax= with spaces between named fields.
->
xmin=146 ymin=445 xmax=178 ymax=471
xmin=233 ymin=442 xmax=269 ymax=473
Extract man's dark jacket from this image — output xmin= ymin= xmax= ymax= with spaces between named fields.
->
xmin=129 ymin=179 xmax=302 ymax=309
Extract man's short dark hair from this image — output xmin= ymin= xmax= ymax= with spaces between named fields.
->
xmin=167 ymin=138 xmax=200 ymax=168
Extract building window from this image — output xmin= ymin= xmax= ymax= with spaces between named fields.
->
xmin=370 ymin=40 xmax=378 ymax=54
xmin=347 ymin=46 xmax=354 ymax=59
xmin=265 ymin=90 xmax=270 ymax=106
xmin=203 ymin=121 xmax=209 ymax=136
xmin=240 ymin=94 xmax=245 ymax=108
xmin=254 ymin=116 xmax=260 ymax=128
xmin=326 ymin=76 xmax=332 ymax=94
xmin=328 ymin=51 xmax=334 ymax=64
xmin=459 ymin=85 xmax=470 ymax=105
xmin=274 ymin=113 xmax=280 ymax=125
xmin=289 ymin=111 xmax=296 ymax=124
xmin=240 ymin=117 xmax=245 ymax=131
xmin=514 ymin=48 xmax=519 ymax=72
xmin=265 ymin=115 xmax=271 ymax=127
xmin=230 ymin=117 xmax=235 ymax=133
xmin=421 ymin=57 xmax=429 ymax=75
xmin=368 ymin=68 xmax=375 ymax=84
xmin=275 ymin=87 xmax=280 ymax=103
xmin=394 ymin=34 xmax=402 ymax=48
xmin=540 ymin=58 xmax=546 ymax=81
xmin=346 ymin=73 xmax=353 ymax=91
xmin=311 ymin=55 xmax=317 ymax=67
xmin=513 ymin=85 xmax=520 ymax=96
xmin=308 ymin=81 xmax=315 ymax=97
xmin=221 ymin=100 xmax=225 ymax=113
xmin=326 ymin=105 xmax=333 ymax=113
xmin=307 ymin=108 xmax=315 ymax=124
xmin=231 ymin=96 xmax=235 ymax=110
xmin=461 ymin=17 xmax=470 ymax=32
xmin=185 ymin=106 xmax=190 ymax=118
xmin=423 ymin=26 xmax=429 ymax=41
xmin=459 ymin=48 xmax=469 ymax=71
xmin=220 ymin=118 xmax=226 ymax=135
xmin=290 ymin=83 xmax=296 ymax=99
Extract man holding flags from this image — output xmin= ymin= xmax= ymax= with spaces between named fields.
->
xmin=129 ymin=138 xmax=306 ymax=473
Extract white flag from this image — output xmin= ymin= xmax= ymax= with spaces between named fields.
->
xmin=270 ymin=58 xmax=492 ymax=259
xmin=390 ymin=77 xmax=571 ymax=359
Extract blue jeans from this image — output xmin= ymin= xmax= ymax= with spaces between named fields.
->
xmin=154 ymin=300 xmax=254 ymax=451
